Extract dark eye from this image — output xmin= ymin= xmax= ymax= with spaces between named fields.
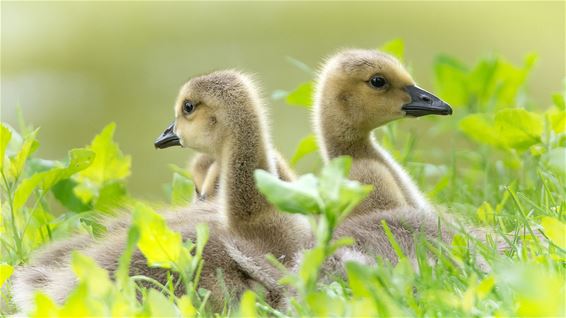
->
xmin=369 ymin=76 xmax=387 ymax=89
xmin=183 ymin=100 xmax=195 ymax=114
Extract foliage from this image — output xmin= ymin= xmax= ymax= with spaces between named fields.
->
xmin=1 ymin=39 xmax=565 ymax=317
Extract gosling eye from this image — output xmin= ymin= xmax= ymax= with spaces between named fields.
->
xmin=183 ymin=100 xmax=195 ymax=114
xmin=369 ymin=75 xmax=388 ymax=89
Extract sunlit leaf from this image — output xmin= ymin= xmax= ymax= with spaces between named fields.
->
xmin=133 ymin=203 xmax=183 ymax=268
xmin=434 ymin=55 xmax=469 ymax=107
xmin=30 ymin=293 xmax=60 ymax=318
xmin=459 ymin=109 xmax=543 ymax=151
xmin=13 ymin=148 xmax=95 ymax=212
xmin=239 ymin=290 xmax=257 ymax=318
xmin=541 ymin=216 xmax=566 ymax=249
xmin=146 ymin=289 xmax=179 ymax=317
xmin=495 ymin=109 xmax=542 ymax=150
xmin=71 ymin=252 xmax=113 ymax=296
xmin=171 ymin=173 xmax=194 ymax=205
xmin=76 ymin=122 xmax=131 ymax=185
xmin=8 ymin=129 xmax=39 ymax=181
xmin=286 ymin=81 xmax=314 ymax=108
xmin=290 ymin=133 xmax=318 ymax=166
xmin=552 ymin=92 xmax=565 ymax=111
xmin=0 ymin=123 xmax=12 ymax=171
xmin=380 ymin=38 xmax=404 ymax=62
xmin=255 ymin=170 xmax=321 ymax=214
xmin=0 ymin=263 xmax=13 ymax=288
xmin=176 ymin=295 xmax=196 ymax=317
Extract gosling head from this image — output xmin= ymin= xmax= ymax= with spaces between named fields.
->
xmin=316 ymin=49 xmax=452 ymax=131
xmin=154 ymin=70 xmax=262 ymax=155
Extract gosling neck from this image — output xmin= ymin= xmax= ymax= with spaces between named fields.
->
xmin=316 ymin=101 xmax=383 ymax=162
xmin=217 ymin=106 xmax=275 ymax=227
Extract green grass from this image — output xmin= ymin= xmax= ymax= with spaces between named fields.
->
xmin=1 ymin=40 xmax=565 ymax=317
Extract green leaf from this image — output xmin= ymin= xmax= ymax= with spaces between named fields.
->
xmin=459 ymin=109 xmax=543 ymax=151
xmin=133 ymin=203 xmax=183 ymax=268
xmin=434 ymin=55 xmax=469 ymax=107
xmin=380 ymin=38 xmax=405 ymax=62
xmin=0 ymin=263 xmax=14 ymax=288
xmin=319 ymin=156 xmax=352 ymax=203
xmin=239 ymin=290 xmax=258 ymax=318
xmin=13 ymin=148 xmax=95 ymax=212
xmin=94 ymin=181 xmax=127 ymax=212
xmin=70 ymin=252 xmax=112 ymax=297
xmin=541 ymin=216 xmax=566 ymax=249
xmin=319 ymin=157 xmax=372 ymax=219
xmin=255 ymin=170 xmax=321 ymax=215
xmin=30 ymin=293 xmax=60 ymax=317
xmin=8 ymin=129 xmax=39 ymax=181
xmin=495 ymin=109 xmax=542 ymax=150
xmin=345 ymin=261 xmax=374 ymax=298
xmin=146 ymin=289 xmax=179 ymax=317
xmin=299 ymin=246 xmax=325 ymax=286
xmin=0 ymin=123 xmax=12 ymax=171
xmin=52 ymin=179 xmax=91 ymax=212
xmin=546 ymin=109 xmax=566 ymax=133
xmin=171 ymin=173 xmax=194 ymax=205
xmin=290 ymin=133 xmax=318 ymax=166
xmin=286 ymin=81 xmax=314 ymax=108
xmin=552 ymin=93 xmax=565 ymax=111
xmin=76 ymin=122 xmax=131 ymax=185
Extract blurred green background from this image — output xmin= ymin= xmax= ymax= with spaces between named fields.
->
xmin=1 ymin=1 xmax=564 ymax=200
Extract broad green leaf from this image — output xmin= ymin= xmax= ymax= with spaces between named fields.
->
xmin=345 ymin=262 xmax=374 ymax=298
xmin=459 ymin=109 xmax=543 ymax=151
xmin=133 ymin=203 xmax=183 ymax=268
xmin=0 ymin=263 xmax=14 ymax=287
xmin=60 ymin=283 xmax=102 ymax=317
xmin=290 ymin=133 xmax=318 ymax=166
xmin=176 ymin=295 xmax=196 ymax=317
xmin=476 ymin=276 xmax=495 ymax=300
xmin=255 ymin=170 xmax=321 ymax=215
xmin=0 ymin=123 xmax=12 ymax=170
xmin=319 ymin=156 xmax=352 ymax=203
xmin=13 ymin=149 xmax=95 ymax=212
xmin=52 ymin=179 xmax=91 ymax=212
xmin=8 ymin=129 xmax=39 ymax=180
xmin=299 ymin=246 xmax=325 ymax=285
xmin=94 ymin=181 xmax=127 ymax=212
xmin=171 ymin=173 xmax=194 ymax=205
xmin=459 ymin=114 xmax=502 ymax=148
xmin=146 ymin=289 xmax=179 ymax=317
xmin=71 ymin=252 xmax=112 ymax=296
xmin=541 ymin=216 xmax=566 ymax=249
xmin=495 ymin=109 xmax=543 ymax=150
xmin=434 ymin=55 xmax=469 ymax=107
xmin=286 ymin=81 xmax=314 ymax=108
xmin=76 ymin=122 xmax=131 ymax=185
xmin=30 ymin=293 xmax=60 ymax=318
xmin=552 ymin=92 xmax=565 ymax=111
xmin=380 ymin=38 xmax=405 ymax=62
xmin=239 ymin=290 xmax=257 ymax=318
xmin=546 ymin=108 xmax=566 ymax=133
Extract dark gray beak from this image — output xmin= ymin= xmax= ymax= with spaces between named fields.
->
xmin=154 ymin=122 xmax=181 ymax=149
xmin=402 ymin=85 xmax=452 ymax=117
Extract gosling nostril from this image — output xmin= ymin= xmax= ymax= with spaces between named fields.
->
xmin=421 ymin=95 xmax=432 ymax=103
